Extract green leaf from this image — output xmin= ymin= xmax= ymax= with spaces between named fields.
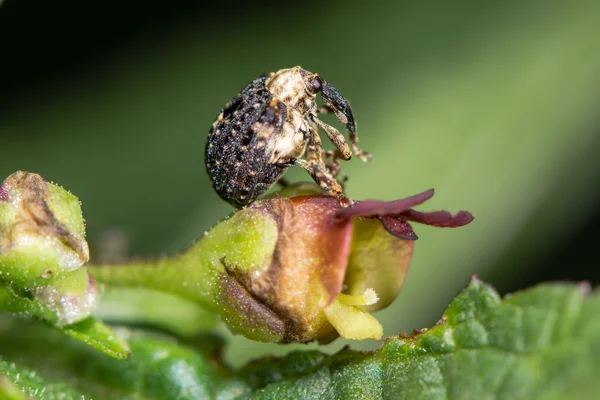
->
xmin=234 ymin=278 xmax=600 ymax=399
xmin=0 ymin=361 xmax=86 ymax=400
xmin=61 ymin=317 xmax=131 ymax=359
xmin=2 ymin=279 xmax=600 ymax=399
xmin=0 ymin=286 xmax=129 ymax=359
xmin=0 ymin=286 xmax=45 ymax=317
xmin=0 ymin=315 xmax=229 ymax=399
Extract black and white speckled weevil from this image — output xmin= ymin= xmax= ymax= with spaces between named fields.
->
xmin=205 ymin=66 xmax=371 ymax=208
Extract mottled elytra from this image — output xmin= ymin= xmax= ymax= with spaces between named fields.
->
xmin=205 ymin=66 xmax=371 ymax=208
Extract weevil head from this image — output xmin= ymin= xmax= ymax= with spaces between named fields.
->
xmin=296 ymin=67 xmax=324 ymax=95
xmin=266 ymin=66 xmax=325 ymax=103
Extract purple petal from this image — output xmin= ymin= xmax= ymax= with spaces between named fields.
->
xmin=335 ymin=189 xmax=435 ymax=220
xmin=380 ymin=216 xmax=418 ymax=240
xmin=399 ymin=209 xmax=474 ymax=227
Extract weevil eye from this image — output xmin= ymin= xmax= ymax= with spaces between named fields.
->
xmin=310 ymin=76 xmax=323 ymax=93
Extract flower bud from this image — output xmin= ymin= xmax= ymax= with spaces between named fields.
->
xmin=0 ymin=171 xmax=89 ymax=287
xmin=214 ymin=188 xmax=473 ymax=343
xmin=90 ymin=185 xmax=473 ymax=343
xmin=34 ymin=268 xmax=98 ymax=326
xmin=0 ymin=171 xmax=96 ymax=327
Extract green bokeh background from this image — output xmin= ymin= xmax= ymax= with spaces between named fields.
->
xmin=2 ymin=1 xmax=599 ymax=365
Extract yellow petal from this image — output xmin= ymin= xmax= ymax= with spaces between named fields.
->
xmin=336 ymin=288 xmax=379 ymax=306
xmin=323 ymin=298 xmax=383 ymax=341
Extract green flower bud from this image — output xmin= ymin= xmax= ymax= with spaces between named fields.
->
xmin=0 ymin=171 xmax=89 ymax=287
xmin=34 ymin=268 xmax=98 ymax=326
xmin=0 ymin=171 xmax=95 ymax=327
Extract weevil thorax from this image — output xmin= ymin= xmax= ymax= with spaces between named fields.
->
xmin=265 ymin=66 xmax=317 ymax=112
xmin=264 ymin=67 xmax=318 ymax=165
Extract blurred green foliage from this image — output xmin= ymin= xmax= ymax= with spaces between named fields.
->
xmin=3 ymin=279 xmax=600 ymax=399
xmin=1 ymin=0 xmax=599 ymax=365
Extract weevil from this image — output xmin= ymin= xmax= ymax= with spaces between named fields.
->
xmin=205 ymin=66 xmax=371 ymax=208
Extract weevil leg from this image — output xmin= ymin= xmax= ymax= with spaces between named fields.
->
xmin=291 ymin=126 xmax=345 ymax=201
xmin=317 ymin=104 xmax=336 ymax=116
xmin=320 ymin=81 xmax=373 ymax=162
xmin=312 ymin=116 xmax=352 ymax=160
xmin=324 ymin=150 xmax=349 ymax=184
xmin=293 ymin=157 xmax=349 ymax=206
xmin=316 ymin=107 xmax=353 ymax=176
